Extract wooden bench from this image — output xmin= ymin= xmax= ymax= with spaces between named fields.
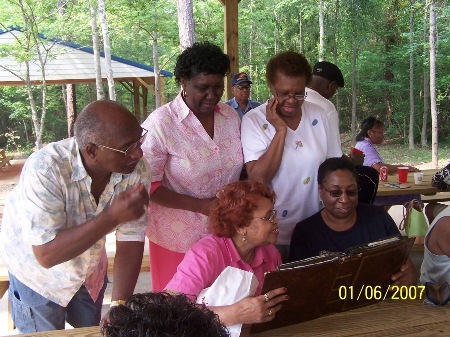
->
xmin=107 ymin=255 xmax=150 ymax=275
xmin=0 ymin=262 xmax=13 ymax=330
xmin=0 ymin=148 xmax=14 ymax=170
xmin=0 ymin=255 xmax=149 ymax=331
xmin=421 ymin=192 xmax=450 ymax=203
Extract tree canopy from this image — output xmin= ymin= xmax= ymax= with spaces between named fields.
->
xmin=0 ymin=0 xmax=449 ymax=152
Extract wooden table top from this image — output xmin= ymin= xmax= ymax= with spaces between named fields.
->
xmin=376 ymin=168 xmax=441 ymax=197
xmin=13 ymin=327 xmax=101 ymax=337
xmin=244 ymin=299 xmax=450 ymax=336
xmin=14 ymin=299 xmax=450 ymax=337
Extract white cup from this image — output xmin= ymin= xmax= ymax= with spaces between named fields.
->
xmin=414 ymin=172 xmax=424 ymax=185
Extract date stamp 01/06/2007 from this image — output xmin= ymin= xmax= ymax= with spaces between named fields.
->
xmin=338 ymin=285 xmax=425 ymax=301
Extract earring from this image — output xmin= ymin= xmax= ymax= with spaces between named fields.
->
xmin=242 ymin=234 xmax=246 ymax=242
xmin=182 ymin=88 xmax=187 ymax=98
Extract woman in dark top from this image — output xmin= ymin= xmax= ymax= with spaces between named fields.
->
xmin=289 ymin=157 xmax=417 ymax=286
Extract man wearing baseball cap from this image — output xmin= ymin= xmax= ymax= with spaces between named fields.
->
xmin=306 ymin=61 xmax=379 ymax=204
xmin=225 ymin=72 xmax=261 ymax=119
xmin=306 ymin=61 xmax=345 ymax=162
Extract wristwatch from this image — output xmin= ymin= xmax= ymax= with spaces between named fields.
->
xmin=110 ymin=300 xmax=126 ymax=308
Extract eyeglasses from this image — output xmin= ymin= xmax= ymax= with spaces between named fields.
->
xmin=253 ymin=210 xmax=277 ymax=224
xmin=369 ymin=129 xmax=384 ymax=134
xmin=274 ymin=89 xmax=307 ymax=102
xmin=235 ymin=85 xmax=251 ymax=91
xmin=321 ymin=186 xmax=360 ymax=198
xmin=97 ymin=128 xmax=148 ymax=157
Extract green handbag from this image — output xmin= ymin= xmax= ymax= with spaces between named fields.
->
xmin=399 ymin=199 xmax=429 ymax=237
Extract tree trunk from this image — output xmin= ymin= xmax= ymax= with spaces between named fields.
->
xmin=333 ymin=0 xmax=340 ymax=118
xmin=421 ymin=7 xmax=429 ymax=147
xmin=177 ymin=0 xmax=196 ymax=50
xmin=319 ymin=0 xmax=324 ymax=61
xmin=274 ymin=9 xmax=280 ymax=54
xmin=249 ymin=0 xmax=255 ymax=74
xmin=98 ymin=0 xmax=115 ymax=100
xmin=18 ymin=0 xmax=46 ymax=149
xmin=153 ymin=32 xmax=162 ymax=109
xmin=408 ymin=1 xmax=415 ymax=149
xmin=66 ymin=84 xmax=76 ymax=137
xmin=351 ymin=41 xmax=357 ymax=142
xmin=90 ymin=4 xmax=105 ymax=100
xmin=298 ymin=10 xmax=304 ymax=53
xmin=429 ymin=0 xmax=438 ymax=168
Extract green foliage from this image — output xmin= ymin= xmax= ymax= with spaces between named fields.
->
xmin=0 ymin=0 xmax=449 ymax=148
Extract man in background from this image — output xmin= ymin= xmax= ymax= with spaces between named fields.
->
xmin=0 ymin=100 xmax=150 ymax=332
xmin=307 ymin=61 xmax=379 ymax=204
xmin=225 ymin=72 xmax=261 ymax=119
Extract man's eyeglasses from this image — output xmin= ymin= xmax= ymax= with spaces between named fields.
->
xmin=274 ymin=90 xmax=307 ymax=102
xmin=321 ymin=186 xmax=360 ymax=198
xmin=235 ymin=85 xmax=251 ymax=91
xmin=253 ymin=210 xmax=277 ymax=224
xmin=97 ymin=128 xmax=148 ymax=157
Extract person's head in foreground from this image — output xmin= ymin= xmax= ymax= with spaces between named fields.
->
xmin=102 ymin=292 xmax=230 ymax=337
xmin=318 ymin=157 xmax=360 ymax=221
xmin=174 ymin=41 xmax=230 ymax=116
xmin=355 ymin=116 xmax=385 ymax=144
xmin=210 ymin=180 xmax=278 ymax=248
xmin=309 ymin=61 xmax=345 ymax=99
xmin=266 ymin=51 xmax=311 ymax=121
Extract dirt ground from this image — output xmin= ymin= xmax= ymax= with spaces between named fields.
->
xmin=0 ymin=158 xmax=26 ymax=222
xmin=0 ymin=158 xmax=24 ymax=190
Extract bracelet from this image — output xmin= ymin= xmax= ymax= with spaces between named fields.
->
xmin=110 ymin=300 xmax=126 ymax=308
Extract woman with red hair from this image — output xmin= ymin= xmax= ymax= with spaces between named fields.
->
xmin=165 ymin=180 xmax=287 ymax=326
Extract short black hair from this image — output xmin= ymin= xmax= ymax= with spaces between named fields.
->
xmin=174 ymin=42 xmax=231 ymax=84
xmin=102 ymin=292 xmax=230 ymax=337
xmin=318 ymin=157 xmax=359 ymax=186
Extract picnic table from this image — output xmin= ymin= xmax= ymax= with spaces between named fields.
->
xmin=377 ymin=168 xmax=450 ymax=203
xmin=11 ymin=299 xmax=450 ymax=336
xmin=0 ymin=148 xmax=14 ymax=170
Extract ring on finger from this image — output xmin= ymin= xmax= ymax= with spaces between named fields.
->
xmin=263 ymin=293 xmax=269 ymax=302
xmin=268 ymin=309 xmax=273 ymax=316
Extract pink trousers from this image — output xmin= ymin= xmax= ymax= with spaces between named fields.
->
xmin=149 ymin=241 xmax=185 ymax=291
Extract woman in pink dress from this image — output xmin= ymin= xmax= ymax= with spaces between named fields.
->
xmin=166 ymin=180 xmax=287 ymax=325
xmin=141 ymin=42 xmax=243 ymax=291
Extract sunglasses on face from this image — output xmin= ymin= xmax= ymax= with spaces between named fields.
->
xmin=235 ymin=84 xmax=251 ymax=91
xmin=321 ymin=186 xmax=360 ymax=198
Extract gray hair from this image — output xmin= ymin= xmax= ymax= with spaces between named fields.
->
xmin=74 ymin=101 xmax=113 ymax=149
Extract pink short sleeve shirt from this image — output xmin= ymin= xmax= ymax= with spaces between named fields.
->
xmin=165 ymin=235 xmax=282 ymax=299
xmin=141 ymin=93 xmax=244 ymax=253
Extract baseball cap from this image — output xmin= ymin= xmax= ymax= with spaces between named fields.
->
xmin=313 ymin=61 xmax=345 ymax=87
xmin=232 ymin=72 xmax=253 ymax=86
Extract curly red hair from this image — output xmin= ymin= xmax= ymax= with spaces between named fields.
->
xmin=209 ymin=181 xmax=275 ymax=237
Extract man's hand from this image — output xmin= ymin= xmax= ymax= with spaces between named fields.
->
xmin=107 ymin=182 xmax=149 ymax=225
xmin=32 ymin=182 xmax=148 ymax=268
xmin=349 ymin=151 xmax=365 ymax=166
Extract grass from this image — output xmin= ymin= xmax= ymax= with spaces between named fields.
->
xmin=342 ymin=142 xmax=450 ymax=169
xmin=340 ymin=130 xmax=450 ymax=169
xmin=8 ymin=142 xmax=450 ymax=169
